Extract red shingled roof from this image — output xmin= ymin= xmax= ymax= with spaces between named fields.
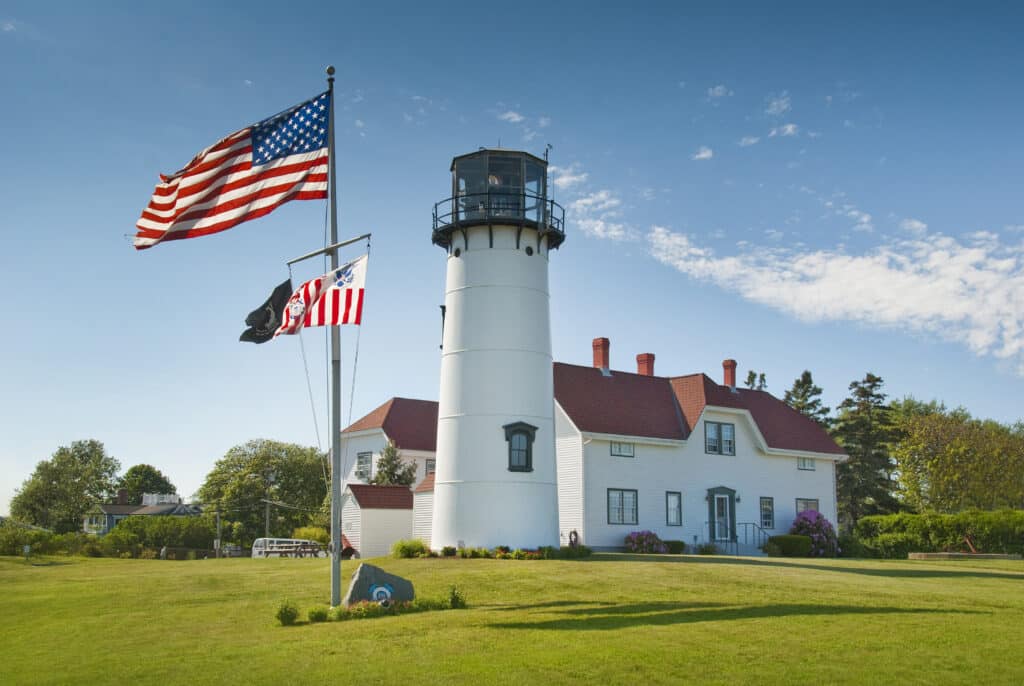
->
xmin=347 ymin=484 xmax=413 ymax=509
xmin=343 ymin=397 xmax=438 ymax=452
xmin=414 ymin=473 xmax=435 ymax=493
xmin=553 ymin=363 xmax=687 ymax=440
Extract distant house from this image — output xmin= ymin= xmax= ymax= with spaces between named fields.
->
xmin=82 ymin=489 xmax=200 ymax=535
xmin=340 ymin=397 xmax=438 ymax=488
xmin=340 ymin=484 xmax=413 ymax=558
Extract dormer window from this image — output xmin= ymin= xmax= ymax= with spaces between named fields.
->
xmin=705 ymin=422 xmax=736 ymax=455
xmin=503 ymin=422 xmax=537 ymax=472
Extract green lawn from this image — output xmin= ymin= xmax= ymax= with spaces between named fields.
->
xmin=2 ymin=553 xmax=1022 ymax=685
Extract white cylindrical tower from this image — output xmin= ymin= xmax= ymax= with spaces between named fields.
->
xmin=430 ymin=149 xmax=566 ymax=550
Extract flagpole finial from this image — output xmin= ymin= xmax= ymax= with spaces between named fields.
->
xmin=326 ymin=65 xmax=336 ymax=80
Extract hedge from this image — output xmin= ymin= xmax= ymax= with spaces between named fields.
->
xmin=765 ymin=534 xmax=812 ymax=557
xmin=854 ymin=510 xmax=1024 ymax=558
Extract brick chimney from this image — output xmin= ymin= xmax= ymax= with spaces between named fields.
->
xmin=592 ymin=337 xmax=610 ymax=370
xmin=722 ymin=359 xmax=737 ymax=389
xmin=116 ymin=488 xmax=128 ymax=506
xmin=636 ymin=353 xmax=655 ymax=376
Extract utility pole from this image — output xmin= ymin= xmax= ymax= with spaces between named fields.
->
xmin=215 ymin=504 xmax=222 ymax=559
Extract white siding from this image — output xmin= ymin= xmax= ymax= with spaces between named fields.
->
xmin=413 ymin=491 xmax=433 ymax=546
xmin=341 ymin=431 xmax=436 ymax=489
xmin=341 ymin=492 xmax=362 ymax=554
xmin=554 ymin=403 xmax=583 ymax=545
xmin=358 ymin=508 xmax=414 ymax=559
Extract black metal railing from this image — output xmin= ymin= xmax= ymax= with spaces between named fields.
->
xmin=432 ymin=191 xmax=566 ymax=247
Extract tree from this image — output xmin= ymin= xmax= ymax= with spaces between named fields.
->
xmin=783 ymin=370 xmax=831 ymax=428
xmin=118 ymin=464 xmax=177 ymax=505
xmin=369 ymin=440 xmax=417 ymax=486
xmin=831 ymin=374 xmax=899 ymax=531
xmin=197 ymin=440 xmax=327 ymax=544
xmin=10 ymin=440 xmax=121 ymax=533
xmin=744 ymin=370 xmax=767 ymax=391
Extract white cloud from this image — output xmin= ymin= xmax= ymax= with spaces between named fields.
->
xmin=765 ymin=92 xmax=791 ymax=116
xmin=243 ymin=79 xmax=253 ymax=87
xmin=2 ymin=21 xmax=15 ymax=32
xmin=568 ymin=189 xmax=635 ymax=241
xmin=692 ymin=146 xmax=714 ymax=161
xmin=354 ymin=119 xmax=365 ymax=128
xmin=765 ymin=229 xmax=784 ymax=241
xmin=647 ymin=226 xmax=1024 ymax=372
xmin=538 ymin=117 xmax=551 ymax=128
xmin=549 ymin=163 xmax=588 ymax=190
xmin=900 ymin=218 xmax=928 ymax=236
xmin=706 ymin=84 xmax=733 ymax=99
xmin=570 ymin=189 xmax=620 ymax=215
xmin=768 ymin=123 xmax=799 ymax=137
xmin=498 ymin=110 xmax=524 ymax=123
xmin=738 ymin=136 xmax=760 ymax=147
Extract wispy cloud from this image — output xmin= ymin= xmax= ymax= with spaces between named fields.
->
xmin=2 ymin=20 xmax=16 ymax=32
xmin=768 ymin=123 xmax=799 ymax=137
xmin=738 ymin=136 xmax=760 ymax=147
xmin=648 ymin=227 xmax=1024 ymax=372
xmin=549 ymin=163 xmax=588 ymax=190
xmin=571 ymin=190 xmax=631 ymax=240
xmin=538 ymin=117 xmax=551 ymax=128
xmin=900 ymin=218 xmax=928 ymax=236
xmin=498 ymin=110 xmax=525 ymax=123
xmin=765 ymin=91 xmax=791 ymax=116
xmin=692 ymin=146 xmax=714 ymax=161
xmin=706 ymin=84 xmax=733 ymax=100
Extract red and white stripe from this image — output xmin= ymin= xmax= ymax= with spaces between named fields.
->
xmin=275 ymin=255 xmax=367 ymax=337
xmin=134 ymin=128 xmax=327 ymax=250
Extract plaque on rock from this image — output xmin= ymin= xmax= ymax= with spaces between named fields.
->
xmin=342 ymin=563 xmax=415 ymax=607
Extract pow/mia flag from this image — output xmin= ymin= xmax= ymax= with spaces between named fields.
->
xmin=240 ymin=279 xmax=293 ymax=344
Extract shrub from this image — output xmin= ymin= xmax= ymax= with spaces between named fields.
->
xmin=624 ymin=530 xmax=668 ymax=554
xmin=276 ymin=600 xmax=299 ymax=626
xmin=447 ymin=585 xmax=467 ymax=610
xmin=761 ymin=540 xmax=782 ymax=557
xmin=664 ymin=540 xmax=686 ymax=554
xmin=558 ymin=545 xmax=593 ymax=559
xmin=292 ymin=526 xmax=330 ymax=545
xmin=441 ymin=546 xmax=457 ymax=557
xmin=852 ymin=510 xmax=1024 ymax=559
xmin=696 ymin=543 xmax=719 ymax=555
xmin=308 ymin=606 xmax=329 ymax=623
xmin=766 ymin=535 xmax=812 ymax=557
xmin=788 ymin=510 xmax=839 ymax=557
xmin=391 ymin=538 xmax=428 ymax=559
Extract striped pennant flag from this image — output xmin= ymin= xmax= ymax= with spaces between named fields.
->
xmin=276 ymin=254 xmax=367 ymax=337
xmin=134 ymin=92 xmax=330 ymax=250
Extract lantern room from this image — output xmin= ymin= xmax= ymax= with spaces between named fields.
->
xmin=432 ymin=149 xmax=565 ymax=249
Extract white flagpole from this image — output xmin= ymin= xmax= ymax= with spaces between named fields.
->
xmin=326 ymin=65 xmax=344 ymax=607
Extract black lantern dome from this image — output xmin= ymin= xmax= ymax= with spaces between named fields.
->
xmin=432 ymin=149 xmax=565 ymax=249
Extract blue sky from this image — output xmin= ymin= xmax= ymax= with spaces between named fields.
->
xmin=2 ymin=2 xmax=1022 ymax=515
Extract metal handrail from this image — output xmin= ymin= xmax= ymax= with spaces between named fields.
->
xmin=433 ymin=191 xmax=566 ymax=235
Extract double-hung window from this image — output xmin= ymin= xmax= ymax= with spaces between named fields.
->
xmin=796 ymin=498 xmax=819 ymax=514
xmin=705 ymin=422 xmax=736 ymax=455
xmin=666 ymin=492 xmax=682 ymax=526
xmin=355 ymin=452 xmax=372 ymax=481
xmin=425 ymin=459 xmax=436 ymax=476
xmin=503 ymin=422 xmax=537 ymax=472
xmin=760 ymin=497 xmax=775 ymax=529
xmin=610 ymin=441 xmax=635 ymax=458
xmin=607 ymin=489 xmax=638 ymax=525
xmin=797 ymin=457 xmax=815 ymax=471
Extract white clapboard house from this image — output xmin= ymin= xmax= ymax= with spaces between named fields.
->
xmin=339 ymin=337 xmax=845 ymax=555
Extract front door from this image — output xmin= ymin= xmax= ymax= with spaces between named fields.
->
xmin=714 ymin=494 xmax=731 ymax=541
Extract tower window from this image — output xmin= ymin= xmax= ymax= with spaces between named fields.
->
xmin=503 ymin=422 xmax=537 ymax=472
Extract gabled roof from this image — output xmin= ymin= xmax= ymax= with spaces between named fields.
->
xmin=552 ymin=363 xmax=687 ymax=440
xmin=132 ymin=503 xmax=202 ymax=516
xmin=347 ymin=484 xmax=413 ymax=509
xmin=668 ymin=374 xmax=845 ymax=455
xmin=96 ymin=504 xmax=142 ymax=515
xmin=343 ymin=397 xmax=438 ymax=452
xmin=414 ymin=473 xmax=435 ymax=493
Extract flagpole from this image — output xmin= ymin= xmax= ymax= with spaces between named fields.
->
xmin=326 ymin=64 xmax=344 ymax=607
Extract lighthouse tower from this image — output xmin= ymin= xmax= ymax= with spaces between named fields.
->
xmin=430 ymin=149 xmax=566 ymax=550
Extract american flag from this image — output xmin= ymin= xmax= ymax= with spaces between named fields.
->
xmin=276 ymin=254 xmax=367 ymax=337
xmin=134 ymin=92 xmax=330 ymax=250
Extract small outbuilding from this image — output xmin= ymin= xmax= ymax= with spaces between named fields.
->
xmin=412 ymin=473 xmax=435 ymax=546
xmin=340 ymin=484 xmax=413 ymax=558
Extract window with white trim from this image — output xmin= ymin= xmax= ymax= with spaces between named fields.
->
xmin=607 ymin=489 xmax=638 ymax=525
xmin=610 ymin=441 xmax=635 ymax=458
xmin=796 ymin=498 xmax=819 ymax=514
xmin=797 ymin=457 xmax=815 ymax=471
xmin=425 ymin=459 xmax=436 ymax=476
xmin=705 ymin=422 xmax=736 ymax=455
xmin=760 ymin=497 xmax=775 ymax=529
xmin=666 ymin=492 xmax=682 ymax=526
xmin=355 ymin=452 xmax=372 ymax=481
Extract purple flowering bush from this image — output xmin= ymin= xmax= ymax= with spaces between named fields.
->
xmin=624 ymin=530 xmax=668 ymax=554
xmin=788 ymin=510 xmax=839 ymax=557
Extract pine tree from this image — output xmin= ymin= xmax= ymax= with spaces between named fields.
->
xmin=832 ymin=373 xmax=899 ymax=531
xmin=744 ymin=370 xmax=767 ymax=391
xmin=369 ymin=440 xmax=417 ymax=486
xmin=784 ymin=370 xmax=831 ymax=428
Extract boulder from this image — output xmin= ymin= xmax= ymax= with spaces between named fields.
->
xmin=342 ymin=563 xmax=415 ymax=607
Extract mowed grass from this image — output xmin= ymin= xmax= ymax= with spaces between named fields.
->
xmin=2 ymin=553 xmax=1022 ymax=685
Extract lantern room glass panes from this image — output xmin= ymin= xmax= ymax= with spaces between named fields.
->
xmin=524 ymin=159 xmax=545 ymax=223
xmin=455 ymin=156 xmax=487 ymax=222
xmin=488 ymin=156 xmax=523 ymax=217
